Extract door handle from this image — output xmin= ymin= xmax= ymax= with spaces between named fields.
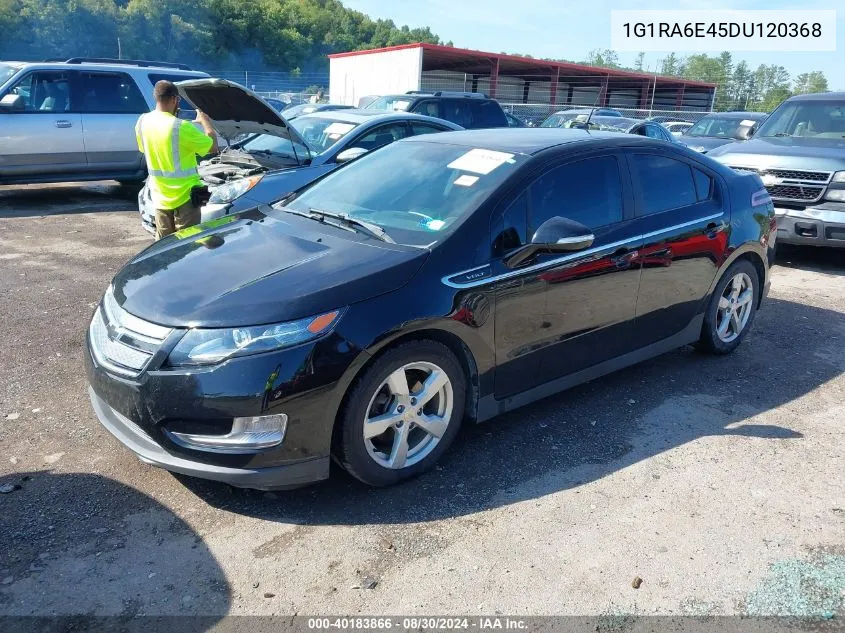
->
xmin=610 ymin=248 xmax=639 ymax=268
xmin=55 ymin=120 xmax=73 ymax=128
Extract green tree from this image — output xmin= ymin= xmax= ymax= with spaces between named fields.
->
xmin=634 ymin=52 xmax=645 ymax=72
xmin=793 ymin=71 xmax=828 ymax=95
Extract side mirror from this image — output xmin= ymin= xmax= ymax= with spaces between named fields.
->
xmin=504 ymin=216 xmax=595 ymax=268
xmin=737 ymin=126 xmax=754 ymax=140
xmin=335 ymin=147 xmax=368 ymax=164
xmin=0 ymin=94 xmax=24 ymax=111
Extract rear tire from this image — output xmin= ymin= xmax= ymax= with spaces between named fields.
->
xmin=336 ymin=340 xmax=466 ymax=487
xmin=696 ymin=259 xmax=759 ymax=355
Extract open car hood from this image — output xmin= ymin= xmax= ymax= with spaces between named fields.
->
xmin=176 ymin=78 xmax=308 ymax=148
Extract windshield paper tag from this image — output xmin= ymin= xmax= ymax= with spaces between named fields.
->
xmin=448 ymin=149 xmax=515 ymax=175
xmin=324 ymin=122 xmax=355 ymax=135
xmin=740 ymin=120 xmax=757 ymax=127
xmin=454 ymin=174 xmax=479 ymax=187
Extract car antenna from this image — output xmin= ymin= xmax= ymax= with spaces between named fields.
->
xmin=584 ymin=91 xmax=602 ymax=129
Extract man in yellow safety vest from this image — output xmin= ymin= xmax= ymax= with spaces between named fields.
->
xmin=136 ymin=80 xmax=218 ymax=240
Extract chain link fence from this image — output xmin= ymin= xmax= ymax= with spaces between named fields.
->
xmin=500 ymin=103 xmax=712 ymax=127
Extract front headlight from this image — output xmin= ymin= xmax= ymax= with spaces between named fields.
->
xmin=168 ymin=309 xmax=345 ymax=367
xmin=825 ymin=189 xmax=845 ymax=202
xmin=208 ymin=175 xmax=263 ymax=204
xmin=831 ymin=171 xmax=845 ymax=183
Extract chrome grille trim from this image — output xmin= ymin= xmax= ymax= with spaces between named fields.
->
xmin=89 ymin=290 xmax=173 ymax=377
xmin=728 ymin=166 xmax=833 ymax=203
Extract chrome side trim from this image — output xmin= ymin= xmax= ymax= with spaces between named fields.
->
xmin=441 ymin=213 xmax=725 ymax=290
xmin=640 ymin=212 xmax=724 ymax=241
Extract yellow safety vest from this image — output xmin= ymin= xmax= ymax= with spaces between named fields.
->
xmin=135 ymin=111 xmax=213 ymax=210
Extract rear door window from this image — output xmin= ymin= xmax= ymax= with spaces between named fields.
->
xmin=630 ymin=154 xmax=698 ymax=215
xmin=470 ymin=100 xmax=507 ymax=128
xmin=412 ymin=100 xmax=441 ymax=119
xmin=439 ymin=99 xmax=474 ymax=128
xmin=79 ymin=72 xmax=146 ymax=114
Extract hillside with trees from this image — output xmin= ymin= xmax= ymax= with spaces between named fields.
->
xmin=0 ymin=0 xmax=448 ymax=73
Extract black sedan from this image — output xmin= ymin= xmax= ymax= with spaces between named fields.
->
xmin=87 ymin=129 xmax=776 ymax=489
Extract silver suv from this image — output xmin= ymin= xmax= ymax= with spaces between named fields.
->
xmin=0 ymin=58 xmax=208 ymax=185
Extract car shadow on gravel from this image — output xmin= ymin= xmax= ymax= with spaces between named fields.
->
xmin=0 ymin=471 xmax=230 ymax=624
xmin=180 ymin=295 xmax=840 ymax=526
xmin=0 ymin=181 xmax=140 ymax=218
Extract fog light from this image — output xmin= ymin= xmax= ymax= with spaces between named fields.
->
xmin=165 ymin=414 xmax=288 ymax=454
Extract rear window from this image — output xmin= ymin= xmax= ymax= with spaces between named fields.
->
xmin=365 ymin=96 xmax=413 ymax=112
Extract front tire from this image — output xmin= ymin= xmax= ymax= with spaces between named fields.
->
xmin=336 ymin=341 xmax=466 ymax=487
xmin=697 ymin=259 xmax=759 ymax=355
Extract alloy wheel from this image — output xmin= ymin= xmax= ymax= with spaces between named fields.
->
xmin=716 ymin=272 xmax=754 ymax=343
xmin=363 ymin=361 xmax=454 ymax=470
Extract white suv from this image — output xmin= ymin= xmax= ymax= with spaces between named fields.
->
xmin=0 ymin=58 xmax=208 ymax=185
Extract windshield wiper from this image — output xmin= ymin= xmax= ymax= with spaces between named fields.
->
xmin=771 ymin=132 xmax=792 ymax=137
xmin=308 ymin=208 xmax=394 ymax=243
xmin=280 ymin=207 xmax=394 ymax=243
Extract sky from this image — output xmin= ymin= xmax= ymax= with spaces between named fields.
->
xmin=342 ymin=0 xmax=844 ymax=90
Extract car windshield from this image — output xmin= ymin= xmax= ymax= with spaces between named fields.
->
xmin=584 ymin=117 xmax=634 ymax=132
xmin=540 ymin=112 xmax=587 ymax=128
xmin=686 ymin=116 xmax=753 ymax=139
xmin=239 ymin=130 xmax=312 ymax=162
xmin=289 ymin=116 xmax=360 ymax=153
xmin=365 ymin=96 xmax=413 ymax=112
xmin=281 ymin=103 xmax=321 ymax=119
xmin=275 ymin=140 xmax=527 ymax=247
xmin=0 ymin=63 xmax=20 ymax=86
xmin=755 ymin=101 xmax=845 ymax=140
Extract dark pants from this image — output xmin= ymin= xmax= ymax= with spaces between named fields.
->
xmin=155 ymin=201 xmax=201 ymax=240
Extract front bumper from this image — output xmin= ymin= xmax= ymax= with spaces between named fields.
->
xmin=775 ymin=206 xmax=845 ymax=248
xmin=89 ymin=387 xmax=328 ymax=490
xmin=85 ymin=324 xmax=361 ymax=489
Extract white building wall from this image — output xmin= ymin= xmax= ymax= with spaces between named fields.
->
xmin=329 ymin=47 xmax=424 ymax=106
xmin=420 ymin=70 xmax=469 ymax=92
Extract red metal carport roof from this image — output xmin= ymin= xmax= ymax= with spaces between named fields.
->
xmin=329 ymin=42 xmax=716 ymax=89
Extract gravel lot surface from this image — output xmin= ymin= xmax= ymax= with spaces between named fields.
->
xmin=1 ymin=182 xmax=843 ymax=620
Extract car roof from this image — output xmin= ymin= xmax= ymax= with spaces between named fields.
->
xmin=399 ymin=127 xmax=660 ymax=154
xmin=294 ymin=109 xmax=459 ymax=126
xmin=6 ymin=61 xmax=207 ymax=75
xmin=785 ymin=91 xmax=845 ymax=102
xmin=378 ymin=93 xmax=494 ymax=102
xmin=699 ymin=111 xmax=767 ymax=119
